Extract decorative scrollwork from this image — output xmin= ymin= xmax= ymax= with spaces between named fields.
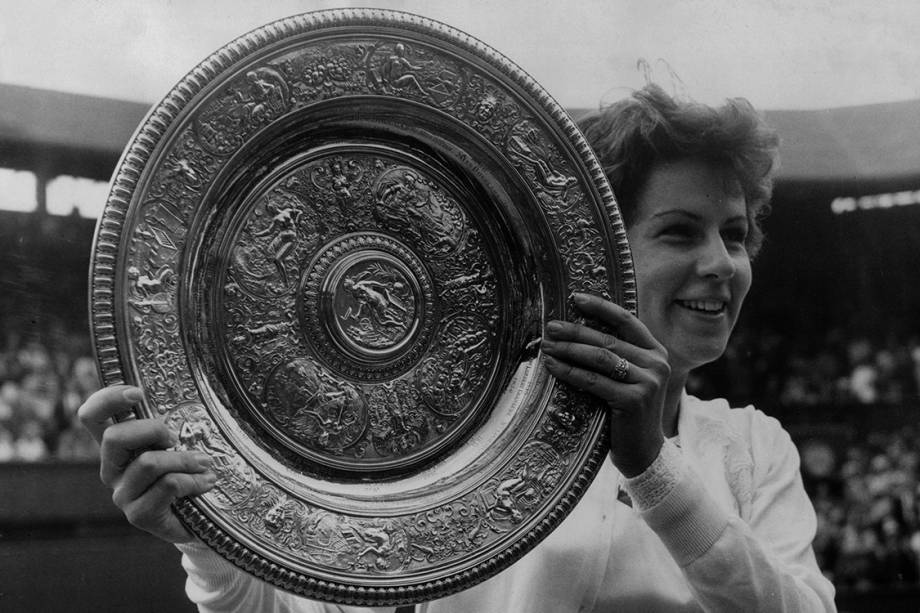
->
xmin=91 ymin=9 xmax=629 ymax=605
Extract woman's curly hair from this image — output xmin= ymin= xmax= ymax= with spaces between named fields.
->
xmin=578 ymin=84 xmax=780 ymax=257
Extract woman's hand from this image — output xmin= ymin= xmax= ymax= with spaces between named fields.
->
xmin=541 ymin=293 xmax=669 ymax=478
xmin=78 ymin=385 xmax=216 ymax=543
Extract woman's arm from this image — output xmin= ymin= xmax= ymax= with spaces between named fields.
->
xmin=626 ymin=434 xmax=836 ymax=612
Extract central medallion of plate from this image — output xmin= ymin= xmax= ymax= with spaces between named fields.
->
xmin=218 ymin=148 xmax=505 ymax=475
xmin=303 ymin=233 xmax=435 ymax=379
xmin=330 ymin=254 xmax=418 ymax=354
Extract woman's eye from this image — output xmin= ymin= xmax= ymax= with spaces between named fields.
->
xmin=660 ymin=224 xmax=695 ymax=239
xmin=723 ymin=227 xmax=748 ymax=245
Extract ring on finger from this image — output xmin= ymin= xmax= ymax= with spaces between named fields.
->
xmin=611 ymin=356 xmax=630 ymax=382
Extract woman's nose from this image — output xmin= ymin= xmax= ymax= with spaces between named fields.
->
xmin=697 ymin=236 xmax=736 ymax=279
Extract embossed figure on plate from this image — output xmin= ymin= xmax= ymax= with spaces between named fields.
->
xmin=335 ymin=260 xmax=417 ymax=351
xmin=311 ymin=158 xmax=364 ymax=218
xmin=263 ymin=358 xmax=368 ymax=452
xmin=417 ymin=313 xmax=494 ymax=417
xmin=373 ymin=166 xmax=466 ymax=256
xmin=195 ymin=67 xmax=291 ymax=156
xmin=165 ymin=403 xmax=256 ymax=508
xmin=364 ymin=42 xmax=463 ymax=108
xmin=304 ymin=232 xmax=434 ymax=375
xmin=482 ymin=442 xmax=564 ymax=531
xmin=253 ymin=201 xmax=302 ymax=286
xmin=127 ymin=264 xmax=174 ymax=313
xmin=506 ymin=119 xmax=577 ymax=204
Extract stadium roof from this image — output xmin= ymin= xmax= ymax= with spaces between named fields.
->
xmin=2 ymin=83 xmax=919 ymax=186
xmin=0 ymin=83 xmax=149 ymax=182
xmin=768 ymin=100 xmax=920 ymax=184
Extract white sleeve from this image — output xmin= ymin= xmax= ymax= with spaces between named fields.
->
xmin=176 ymin=541 xmax=398 ymax=613
xmin=624 ymin=437 xmax=836 ymax=612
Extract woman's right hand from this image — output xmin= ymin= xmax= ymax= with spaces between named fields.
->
xmin=78 ymin=385 xmax=217 ymax=543
xmin=541 ymin=293 xmax=670 ymax=478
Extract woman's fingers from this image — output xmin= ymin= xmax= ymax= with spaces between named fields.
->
xmin=78 ymin=384 xmax=144 ymax=443
xmin=99 ymin=419 xmax=177 ymax=487
xmin=112 ymin=448 xmax=213 ymax=508
xmin=543 ymin=355 xmax=622 ymax=400
xmin=542 ymin=294 xmax=670 ymax=478
xmin=542 ymin=321 xmax=653 ymax=370
xmin=77 ymin=384 xmax=218 ymax=544
xmin=121 ymin=471 xmax=218 ymax=543
xmin=570 ymin=292 xmax=661 ymax=351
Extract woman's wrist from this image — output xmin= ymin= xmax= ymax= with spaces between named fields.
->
xmin=622 ymin=437 xmax=684 ymax=512
xmin=612 ymin=432 xmax=665 ymax=478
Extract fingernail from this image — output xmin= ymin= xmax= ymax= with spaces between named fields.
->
xmin=123 ymin=388 xmax=144 ymax=403
xmin=193 ymin=452 xmax=213 ymax=469
xmin=203 ymin=472 xmax=218 ymax=488
xmin=543 ymin=355 xmax=558 ymax=368
xmin=572 ymin=292 xmax=588 ymax=305
xmin=546 ymin=321 xmax=563 ymax=335
xmin=168 ymin=430 xmax=179 ymax=446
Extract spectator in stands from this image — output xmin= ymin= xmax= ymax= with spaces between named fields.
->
xmin=0 ymin=426 xmax=14 ymax=461
xmin=0 ymin=315 xmax=100 ymax=463
xmin=15 ymin=419 xmax=48 ymax=461
xmin=56 ymin=413 xmax=99 ymax=461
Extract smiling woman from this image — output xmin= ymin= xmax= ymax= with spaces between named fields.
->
xmin=625 ymin=159 xmax=753 ymax=386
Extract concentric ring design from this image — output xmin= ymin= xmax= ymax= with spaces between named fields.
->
xmin=303 ymin=232 xmax=436 ymax=380
xmin=89 ymin=8 xmax=635 ymax=605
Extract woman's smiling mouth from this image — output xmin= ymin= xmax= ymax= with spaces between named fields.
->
xmin=676 ymin=299 xmax=728 ymax=314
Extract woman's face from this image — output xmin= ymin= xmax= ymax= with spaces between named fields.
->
xmin=626 ymin=158 xmax=752 ymax=375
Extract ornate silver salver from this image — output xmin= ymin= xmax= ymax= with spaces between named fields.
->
xmin=89 ymin=9 xmax=635 ymax=605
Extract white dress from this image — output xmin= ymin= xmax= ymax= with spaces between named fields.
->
xmin=177 ymin=394 xmax=836 ymax=612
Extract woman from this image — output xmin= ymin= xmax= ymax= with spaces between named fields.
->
xmin=79 ymin=85 xmax=836 ymax=611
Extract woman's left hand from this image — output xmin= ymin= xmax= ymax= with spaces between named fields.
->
xmin=541 ymin=292 xmax=669 ymax=478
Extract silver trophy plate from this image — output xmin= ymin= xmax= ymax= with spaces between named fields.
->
xmin=89 ymin=8 xmax=634 ymax=605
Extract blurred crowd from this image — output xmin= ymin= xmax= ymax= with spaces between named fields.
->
xmin=0 ymin=322 xmax=99 ymax=462
xmin=690 ymin=321 xmax=920 ymax=590
xmin=806 ymin=425 xmax=920 ymax=590
xmin=689 ymin=323 xmax=920 ymax=409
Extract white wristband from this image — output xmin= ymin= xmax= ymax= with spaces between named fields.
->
xmin=623 ymin=438 xmax=684 ymax=512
